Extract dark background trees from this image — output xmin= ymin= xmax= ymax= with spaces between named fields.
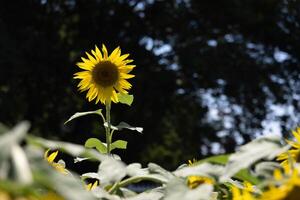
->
xmin=0 ymin=0 xmax=299 ymax=169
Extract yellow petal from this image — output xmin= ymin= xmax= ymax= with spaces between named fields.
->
xmin=122 ymin=59 xmax=134 ymax=64
xmin=111 ymin=90 xmax=119 ymax=103
xmin=81 ymin=57 xmax=94 ymax=66
xmin=85 ymin=52 xmax=97 ymax=64
xmin=119 ymin=65 xmax=136 ymax=73
xmin=109 ymin=46 xmax=121 ymax=61
xmin=74 ymin=71 xmax=91 ymax=79
xmin=102 ymin=44 xmax=108 ymax=59
xmin=95 ymin=45 xmax=103 ymax=60
xmin=118 ymin=79 xmax=132 ymax=89
xmin=120 ymin=73 xmax=135 ymax=79
xmin=91 ymin=50 xmax=99 ymax=62
xmin=76 ymin=62 xmax=93 ymax=71
xmin=47 ymin=151 xmax=58 ymax=163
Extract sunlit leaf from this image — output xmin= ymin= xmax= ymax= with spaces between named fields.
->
xmin=117 ymin=93 xmax=134 ymax=106
xmin=85 ymin=138 xmax=107 ymax=154
xmin=111 ymin=140 xmax=127 ymax=151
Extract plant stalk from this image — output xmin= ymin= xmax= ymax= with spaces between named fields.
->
xmin=105 ymin=102 xmax=112 ymax=154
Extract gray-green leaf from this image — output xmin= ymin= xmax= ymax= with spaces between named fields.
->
xmin=104 ymin=122 xmax=143 ymax=133
xmin=64 ymin=109 xmax=104 ymax=124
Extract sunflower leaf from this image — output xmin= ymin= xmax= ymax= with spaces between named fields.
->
xmin=64 ymin=109 xmax=104 ymax=124
xmin=117 ymin=93 xmax=134 ymax=106
xmin=104 ymin=122 xmax=143 ymax=133
xmin=110 ymin=140 xmax=127 ymax=151
xmin=85 ymin=138 xmax=107 ymax=154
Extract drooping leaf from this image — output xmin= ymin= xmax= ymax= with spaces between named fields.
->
xmin=97 ymin=157 xmax=127 ymax=186
xmin=220 ymin=135 xmax=288 ymax=182
xmin=174 ymin=162 xmax=224 ymax=178
xmin=11 ymin=144 xmax=33 ymax=184
xmin=117 ymin=93 xmax=134 ymax=106
xmin=254 ymin=161 xmax=281 ymax=179
xmin=85 ymin=138 xmax=107 ymax=154
xmin=64 ymin=109 xmax=104 ymax=124
xmin=27 ymin=136 xmax=107 ymax=162
xmin=74 ymin=157 xmax=89 ymax=163
xmin=126 ymin=163 xmax=149 ymax=177
xmin=111 ymin=140 xmax=127 ymax=151
xmin=148 ymin=163 xmax=175 ymax=181
xmin=104 ymin=122 xmax=143 ymax=133
xmin=81 ymin=172 xmax=101 ymax=180
xmin=165 ymin=178 xmax=213 ymax=200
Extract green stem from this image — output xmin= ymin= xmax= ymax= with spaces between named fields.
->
xmin=105 ymin=102 xmax=112 ymax=154
xmin=108 ymin=175 xmax=165 ymax=194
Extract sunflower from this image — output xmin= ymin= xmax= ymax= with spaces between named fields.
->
xmin=74 ymin=44 xmax=135 ymax=104
xmin=277 ymin=127 xmax=300 ymax=172
xmin=44 ymin=149 xmax=68 ymax=175
xmin=260 ymin=168 xmax=300 ymax=200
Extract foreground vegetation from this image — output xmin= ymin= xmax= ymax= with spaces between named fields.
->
xmin=1 ymin=45 xmax=299 ymax=200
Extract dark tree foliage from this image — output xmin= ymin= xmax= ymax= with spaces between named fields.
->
xmin=0 ymin=0 xmax=299 ymax=169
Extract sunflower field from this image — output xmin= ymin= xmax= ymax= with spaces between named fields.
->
xmin=1 ymin=44 xmax=300 ymax=200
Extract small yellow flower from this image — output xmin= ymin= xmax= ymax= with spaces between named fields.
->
xmin=260 ymin=168 xmax=300 ymax=200
xmin=187 ymin=175 xmax=214 ymax=189
xmin=187 ymin=158 xmax=198 ymax=166
xmin=74 ymin=44 xmax=135 ymax=105
xmin=86 ymin=180 xmax=99 ymax=191
xmin=44 ymin=149 xmax=68 ymax=174
xmin=277 ymin=127 xmax=300 ymax=172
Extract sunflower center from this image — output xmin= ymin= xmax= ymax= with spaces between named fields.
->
xmin=285 ymin=186 xmax=300 ymax=200
xmin=92 ymin=61 xmax=119 ymax=87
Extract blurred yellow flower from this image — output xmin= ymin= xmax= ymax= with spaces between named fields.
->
xmin=74 ymin=44 xmax=135 ymax=105
xmin=86 ymin=180 xmax=99 ymax=191
xmin=260 ymin=168 xmax=300 ymax=200
xmin=231 ymin=185 xmax=256 ymax=200
xmin=0 ymin=190 xmax=10 ymax=200
xmin=44 ymin=149 xmax=68 ymax=175
xmin=187 ymin=175 xmax=214 ymax=189
xmin=277 ymin=127 xmax=300 ymax=172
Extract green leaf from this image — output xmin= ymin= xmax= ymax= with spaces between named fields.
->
xmin=197 ymin=154 xmax=230 ymax=165
xmin=111 ymin=140 xmax=127 ymax=151
xmin=117 ymin=93 xmax=134 ymax=106
xmin=85 ymin=138 xmax=107 ymax=154
xmin=64 ymin=109 xmax=104 ymax=124
xmin=234 ymin=169 xmax=261 ymax=185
